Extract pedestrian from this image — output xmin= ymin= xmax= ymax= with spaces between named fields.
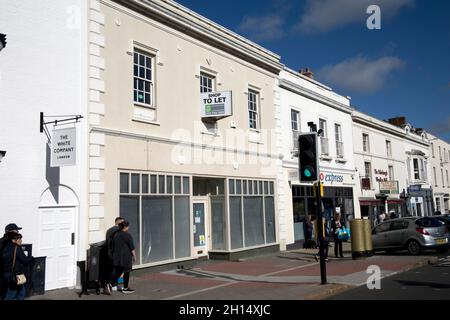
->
xmin=314 ymin=217 xmax=329 ymax=262
xmin=389 ymin=210 xmax=397 ymax=220
xmin=0 ymin=223 xmax=22 ymax=300
xmin=303 ymin=214 xmax=314 ymax=248
xmin=111 ymin=220 xmax=136 ymax=294
xmin=104 ymin=217 xmax=124 ymax=295
xmin=2 ymin=232 xmax=34 ymax=300
xmin=331 ymin=213 xmax=345 ymax=258
xmin=378 ymin=212 xmax=386 ymax=224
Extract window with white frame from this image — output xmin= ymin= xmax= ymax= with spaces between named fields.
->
xmin=248 ymin=90 xmax=259 ymax=130
xmin=133 ymin=50 xmax=153 ymax=106
xmin=439 ymin=146 xmax=442 ymax=161
xmin=291 ymin=110 xmax=300 ymax=150
xmin=431 ymin=142 xmax=435 ymax=158
xmin=200 ymin=72 xmax=215 ymax=93
xmin=386 ymin=140 xmax=392 ymax=158
xmin=363 ymin=133 xmax=370 ymax=153
xmin=362 ymin=162 xmax=372 ymax=189
xmin=335 ymin=124 xmax=343 ymax=158
xmin=319 ymin=118 xmax=329 ymax=156
xmin=413 ymin=158 xmax=420 ymax=180
xmin=388 ymin=165 xmax=394 ymax=181
xmin=442 ymin=168 xmax=445 ymax=187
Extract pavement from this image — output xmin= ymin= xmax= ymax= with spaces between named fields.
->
xmin=29 ymin=242 xmax=439 ymax=300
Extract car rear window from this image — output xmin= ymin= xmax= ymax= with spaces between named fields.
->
xmin=415 ymin=217 xmax=443 ymax=228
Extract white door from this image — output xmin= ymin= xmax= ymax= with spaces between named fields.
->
xmin=38 ymin=207 xmax=76 ymax=291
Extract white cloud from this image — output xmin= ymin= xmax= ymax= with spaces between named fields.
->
xmin=317 ymin=56 xmax=405 ymax=94
xmin=236 ymin=15 xmax=285 ymax=42
xmin=295 ymin=0 xmax=413 ymax=34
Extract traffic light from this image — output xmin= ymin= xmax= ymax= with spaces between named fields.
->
xmin=298 ymin=132 xmax=318 ymax=182
xmin=0 ymin=34 xmax=6 ymax=52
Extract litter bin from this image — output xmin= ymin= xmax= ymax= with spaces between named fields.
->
xmin=362 ymin=219 xmax=373 ymax=257
xmin=350 ymin=218 xmax=374 ymax=259
xmin=350 ymin=219 xmax=365 ymax=259
xmin=29 ymin=257 xmax=46 ymax=296
xmin=88 ymin=240 xmax=108 ymax=283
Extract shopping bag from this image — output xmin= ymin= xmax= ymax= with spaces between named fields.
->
xmin=337 ymin=227 xmax=350 ymax=241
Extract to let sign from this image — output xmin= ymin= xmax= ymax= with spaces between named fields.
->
xmin=200 ymin=91 xmax=232 ymax=118
xmin=51 ymin=127 xmax=76 ymax=167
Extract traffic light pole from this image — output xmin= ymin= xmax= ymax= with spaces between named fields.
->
xmin=316 ymin=179 xmax=327 ymax=284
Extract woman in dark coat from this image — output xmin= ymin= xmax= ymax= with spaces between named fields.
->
xmin=2 ymin=232 xmax=33 ymax=300
xmin=111 ymin=221 xmax=136 ymax=294
xmin=331 ymin=213 xmax=345 ymax=258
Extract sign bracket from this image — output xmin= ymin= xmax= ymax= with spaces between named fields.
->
xmin=40 ymin=112 xmax=83 ymax=134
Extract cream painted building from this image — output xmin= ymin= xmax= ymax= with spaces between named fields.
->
xmin=353 ymin=112 xmax=433 ymax=224
xmin=278 ymin=68 xmax=359 ymax=248
xmin=428 ymin=133 xmax=450 ymax=213
xmin=89 ymin=0 xmax=284 ymax=267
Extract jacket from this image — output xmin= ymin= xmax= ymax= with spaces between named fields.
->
xmin=2 ymin=242 xmax=34 ymax=286
xmin=331 ymin=219 xmax=345 ymax=236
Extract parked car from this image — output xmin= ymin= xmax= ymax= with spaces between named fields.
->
xmin=434 ymin=215 xmax=450 ymax=233
xmin=372 ymin=217 xmax=449 ymax=255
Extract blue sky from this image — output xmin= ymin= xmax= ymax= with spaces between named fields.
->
xmin=176 ymin=0 xmax=450 ymax=141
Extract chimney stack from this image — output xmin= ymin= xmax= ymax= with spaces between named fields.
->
xmin=300 ymin=67 xmax=314 ymax=79
xmin=387 ymin=116 xmax=407 ymax=127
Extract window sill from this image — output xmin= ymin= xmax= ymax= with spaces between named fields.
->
xmin=132 ymin=117 xmax=160 ymax=126
xmin=134 ymin=102 xmax=155 ymax=110
xmin=335 ymin=158 xmax=347 ymax=163
xmin=249 ymin=139 xmax=263 ymax=145
xmin=320 ymin=155 xmax=332 ymax=161
xmin=249 ymin=128 xmax=261 ymax=133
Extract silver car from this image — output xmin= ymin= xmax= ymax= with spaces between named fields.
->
xmin=372 ymin=217 xmax=449 ymax=255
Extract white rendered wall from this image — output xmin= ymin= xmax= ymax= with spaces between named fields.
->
xmin=0 ymin=0 xmax=88 ymax=262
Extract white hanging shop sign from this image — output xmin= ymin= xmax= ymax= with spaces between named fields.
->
xmin=51 ymin=127 xmax=76 ymax=167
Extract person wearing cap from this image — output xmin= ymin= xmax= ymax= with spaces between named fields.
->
xmin=0 ymin=223 xmax=22 ymax=300
xmin=2 ymin=232 xmax=34 ymax=300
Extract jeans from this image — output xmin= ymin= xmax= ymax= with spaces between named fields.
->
xmin=4 ymin=286 xmax=26 ymax=300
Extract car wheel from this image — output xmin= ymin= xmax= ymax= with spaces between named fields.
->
xmin=407 ymin=240 xmax=422 ymax=255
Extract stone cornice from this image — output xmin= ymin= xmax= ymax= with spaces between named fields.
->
xmin=279 ymin=78 xmax=353 ymax=115
xmin=109 ymin=0 xmax=283 ymax=74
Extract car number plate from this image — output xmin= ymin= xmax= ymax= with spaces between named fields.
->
xmin=436 ymin=238 xmax=448 ymax=244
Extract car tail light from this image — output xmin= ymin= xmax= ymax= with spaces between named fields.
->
xmin=416 ymin=228 xmax=430 ymax=235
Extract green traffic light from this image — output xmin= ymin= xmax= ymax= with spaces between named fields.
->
xmin=304 ymin=168 xmax=312 ymax=178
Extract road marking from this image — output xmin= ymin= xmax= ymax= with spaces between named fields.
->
xmin=162 ymin=262 xmax=317 ymax=300
xmin=162 ymin=282 xmax=236 ymax=300
xmin=261 ymin=262 xmax=318 ymax=277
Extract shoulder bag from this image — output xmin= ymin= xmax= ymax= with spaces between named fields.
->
xmin=12 ymin=246 xmax=27 ymax=286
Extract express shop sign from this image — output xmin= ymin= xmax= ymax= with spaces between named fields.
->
xmin=319 ymin=172 xmax=344 ymax=184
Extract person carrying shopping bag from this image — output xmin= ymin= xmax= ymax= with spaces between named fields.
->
xmin=331 ymin=213 xmax=346 ymax=258
xmin=2 ymin=232 xmax=34 ymax=300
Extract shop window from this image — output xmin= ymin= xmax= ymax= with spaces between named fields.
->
xmin=142 ymin=174 xmax=149 ymax=194
xmin=151 ymin=175 xmax=157 ymax=193
xmin=119 ymin=195 xmax=140 ymax=264
xmin=166 ymin=176 xmax=173 ymax=194
xmin=265 ymin=197 xmax=276 ymax=244
xmin=229 ymin=179 xmax=235 ymax=195
xmin=244 ymin=197 xmax=264 ymax=246
xmin=174 ymin=176 xmax=181 ymax=194
xmin=183 ymin=177 xmax=190 ymax=194
xmin=230 ymin=197 xmax=243 ymax=250
xmin=120 ymin=173 xmax=129 ymax=193
xmin=174 ymin=196 xmax=190 ymax=258
xmin=131 ymin=174 xmax=140 ymax=194
xmin=142 ymin=196 xmax=173 ymax=263
xmin=236 ymin=180 xmax=242 ymax=194
xmin=211 ymin=198 xmax=226 ymax=250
